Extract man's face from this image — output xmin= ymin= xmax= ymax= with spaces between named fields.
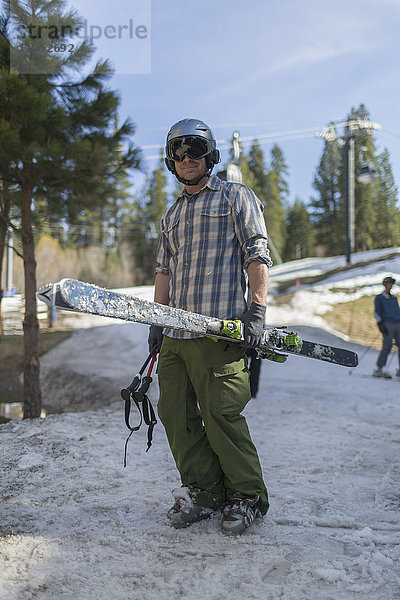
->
xmin=384 ymin=281 xmax=394 ymax=292
xmin=174 ymin=154 xmax=208 ymax=183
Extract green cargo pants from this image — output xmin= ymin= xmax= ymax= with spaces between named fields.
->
xmin=157 ymin=336 xmax=269 ymax=515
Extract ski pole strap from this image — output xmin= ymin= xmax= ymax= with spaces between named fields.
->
xmin=121 ymin=350 xmax=158 ymax=467
xmin=141 ymin=387 xmax=157 ymax=452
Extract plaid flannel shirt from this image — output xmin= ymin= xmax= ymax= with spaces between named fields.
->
xmin=155 ymin=174 xmax=272 ymax=339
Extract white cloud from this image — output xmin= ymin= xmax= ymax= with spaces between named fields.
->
xmin=202 ymin=36 xmax=371 ymax=103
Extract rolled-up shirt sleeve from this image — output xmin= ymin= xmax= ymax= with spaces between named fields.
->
xmin=232 ymin=185 xmax=273 ymax=269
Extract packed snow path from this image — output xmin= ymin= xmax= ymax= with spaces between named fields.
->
xmin=1 ymin=322 xmax=399 ymax=600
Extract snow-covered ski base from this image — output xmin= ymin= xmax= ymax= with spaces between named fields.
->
xmin=37 ymin=279 xmax=358 ymax=367
xmin=1 ymin=323 xmax=399 ymax=600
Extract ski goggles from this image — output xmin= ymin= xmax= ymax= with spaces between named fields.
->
xmin=166 ymin=136 xmax=212 ymax=162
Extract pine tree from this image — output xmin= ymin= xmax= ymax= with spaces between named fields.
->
xmin=131 ymin=153 xmax=169 ymax=283
xmin=0 ymin=0 xmax=140 ymax=417
xmin=103 ymin=171 xmax=134 ymax=249
xmin=284 ymin=199 xmax=315 ymax=261
xmin=310 ymin=128 xmax=344 ymax=255
xmin=247 ymin=140 xmax=268 ymax=195
xmin=373 ymin=149 xmax=400 ymax=247
xmin=239 ymin=151 xmax=256 ymax=191
xmin=312 ymin=104 xmax=400 ymax=255
xmin=265 ymin=144 xmax=289 ymax=262
xmin=345 ymin=105 xmax=377 ymax=252
xmin=342 ymin=104 xmax=400 ymax=251
xmin=243 ymin=140 xmax=288 ymax=263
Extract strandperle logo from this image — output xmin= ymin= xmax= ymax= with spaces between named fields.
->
xmin=21 ymin=19 xmax=148 ymax=42
xmin=9 ymin=0 xmax=151 ymax=75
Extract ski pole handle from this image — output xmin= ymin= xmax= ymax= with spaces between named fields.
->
xmin=140 ymin=348 xmax=158 ymax=375
xmin=121 ymin=348 xmax=158 ymax=399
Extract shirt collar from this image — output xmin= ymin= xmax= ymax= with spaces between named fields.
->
xmin=206 ymin=174 xmax=222 ymax=191
xmin=177 ymin=174 xmax=222 ymax=200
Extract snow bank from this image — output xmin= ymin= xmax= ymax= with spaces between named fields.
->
xmin=1 ymin=323 xmax=400 ymax=599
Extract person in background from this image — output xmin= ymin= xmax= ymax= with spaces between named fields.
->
xmin=373 ymin=276 xmax=400 ymax=379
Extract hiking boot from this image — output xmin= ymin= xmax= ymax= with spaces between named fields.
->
xmin=221 ymin=495 xmax=262 ymax=535
xmin=373 ymin=367 xmax=392 ymax=379
xmin=167 ymin=487 xmax=214 ymax=529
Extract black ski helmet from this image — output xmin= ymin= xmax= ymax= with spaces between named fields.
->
xmin=165 ymin=118 xmax=220 ymax=185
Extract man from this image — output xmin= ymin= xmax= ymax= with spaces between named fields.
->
xmin=373 ymin=276 xmax=400 ymax=379
xmin=148 ymin=118 xmax=272 ymax=534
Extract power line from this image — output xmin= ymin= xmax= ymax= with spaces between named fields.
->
xmin=140 ymin=125 xmax=321 ymax=150
xmin=140 ymin=128 xmax=325 ymax=162
xmin=137 ymin=120 xmax=395 ymax=165
xmin=136 ymin=117 xmax=345 ymax=133
xmin=380 ymin=129 xmax=400 ymax=145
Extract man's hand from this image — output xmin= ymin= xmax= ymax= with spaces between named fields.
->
xmin=148 ymin=325 xmax=164 ymax=352
xmin=239 ymin=302 xmax=266 ymax=348
xmin=378 ymin=321 xmax=388 ymax=335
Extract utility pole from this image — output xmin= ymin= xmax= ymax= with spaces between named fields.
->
xmin=6 ymin=227 xmax=14 ymax=293
xmin=316 ymin=119 xmax=381 ymax=264
xmin=345 ymin=134 xmax=355 ymax=263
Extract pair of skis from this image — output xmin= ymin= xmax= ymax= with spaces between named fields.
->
xmin=37 ymin=279 xmax=359 ymax=368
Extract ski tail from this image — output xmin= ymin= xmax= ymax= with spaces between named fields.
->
xmin=260 ymin=327 xmax=358 ymax=367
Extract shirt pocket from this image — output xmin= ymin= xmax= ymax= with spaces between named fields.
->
xmin=162 ymin=215 xmax=181 ymax=255
xmin=200 ymin=204 xmax=232 ymax=239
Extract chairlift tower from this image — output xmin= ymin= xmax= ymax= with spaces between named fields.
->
xmin=217 ymin=130 xmax=283 ymax=264
xmin=316 ymin=119 xmax=381 ymax=264
xmin=216 ymin=130 xmax=243 ymax=184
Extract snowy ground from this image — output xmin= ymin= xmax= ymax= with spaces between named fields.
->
xmin=1 ymin=250 xmax=400 ymax=599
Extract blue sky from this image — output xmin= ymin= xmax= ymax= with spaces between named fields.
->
xmin=75 ymin=0 xmax=400 ymax=205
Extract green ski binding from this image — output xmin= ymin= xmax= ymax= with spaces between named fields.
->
xmin=283 ymin=332 xmax=302 ymax=348
xmin=221 ymin=320 xmax=242 ymax=339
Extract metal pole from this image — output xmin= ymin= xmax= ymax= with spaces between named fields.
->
xmin=6 ymin=227 xmax=13 ymax=293
xmin=345 ymin=136 xmax=355 ymax=264
xmin=348 ymin=136 xmax=355 ymax=257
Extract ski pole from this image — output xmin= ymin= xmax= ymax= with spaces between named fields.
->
xmin=122 ymin=349 xmax=158 ymax=466
xmin=348 ymin=333 xmax=380 ymax=375
xmin=121 ymin=348 xmax=156 ymax=399
xmin=386 ymin=348 xmax=396 ymax=369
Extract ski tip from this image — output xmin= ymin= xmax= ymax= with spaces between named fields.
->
xmin=37 ymin=282 xmax=74 ymax=310
xmin=37 ymin=283 xmax=57 ymax=306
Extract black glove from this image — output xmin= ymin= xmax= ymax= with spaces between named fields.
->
xmin=148 ymin=325 xmax=163 ymax=352
xmin=378 ymin=321 xmax=388 ymax=335
xmin=239 ymin=302 xmax=266 ymax=348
